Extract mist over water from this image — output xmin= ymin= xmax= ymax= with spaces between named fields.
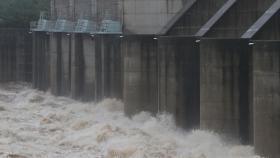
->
xmin=0 ymin=83 xmax=262 ymax=158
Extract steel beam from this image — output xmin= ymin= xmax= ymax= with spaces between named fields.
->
xmin=195 ymin=0 xmax=237 ymax=37
xmin=242 ymin=0 xmax=280 ymax=39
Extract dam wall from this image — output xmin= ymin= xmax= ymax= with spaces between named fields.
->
xmin=122 ymin=36 xmax=159 ymax=115
xmin=10 ymin=0 xmax=280 ymax=157
xmin=199 ymin=39 xmax=252 ymax=144
xmin=158 ymin=37 xmax=200 ymax=129
xmin=46 ymin=33 xmax=123 ymax=101
xmin=71 ymin=34 xmax=123 ymax=101
xmin=32 ymin=32 xmax=50 ymax=91
xmin=0 ymin=29 xmax=32 ymax=83
xmin=252 ymin=41 xmax=280 ymax=158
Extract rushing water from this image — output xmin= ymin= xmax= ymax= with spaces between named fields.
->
xmin=0 ymin=83 xmax=262 ymax=158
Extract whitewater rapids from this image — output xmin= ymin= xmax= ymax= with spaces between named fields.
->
xmin=0 ymin=83 xmax=261 ymax=158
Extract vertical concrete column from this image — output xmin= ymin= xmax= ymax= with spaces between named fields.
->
xmin=99 ymin=35 xmax=122 ymax=100
xmin=253 ymin=41 xmax=280 ymax=158
xmin=32 ymin=32 xmax=39 ymax=88
xmin=158 ymin=36 xmax=200 ymax=129
xmin=32 ymin=32 xmax=50 ymax=91
xmin=15 ymin=31 xmax=25 ymax=81
xmin=122 ymin=36 xmax=158 ymax=116
xmin=50 ymin=33 xmax=62 ymax=95
xmin=82 ymin=35 xmax=97 ymax=101
xmin=45 ymin=34 xmax=51 ymax=89
xmin=60 ymin=34 xmax=71 ymax=95
xmin=200 ymin=39 xmax=251 ymax=144
xmin=70 ymin=34 xmax=85 ymax=99
xmin=40 ymin=33 xmax=50 ymax=91
xmin=0 ymin=31 xmax=2 ymax=82
xmin=22 ymin=31 xmax=33 ymax=83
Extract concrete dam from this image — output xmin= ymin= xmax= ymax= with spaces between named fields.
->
xmin=0 ymin=0 xmax=279 ymax=157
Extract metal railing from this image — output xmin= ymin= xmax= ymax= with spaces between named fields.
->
xmin=53 ymin=19 xmax=75 ymax=32
xmin=31 ymin=16 xmax=122 ymax=34
xmin=98 ymin=20 xmax=122 ymax=34
xmin=75 ymin=19 xmax=97 ymax=33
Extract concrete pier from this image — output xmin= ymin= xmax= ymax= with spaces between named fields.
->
xmin=99 ymin=35 xmax=123 ymax=100
xmin=49 ymin=33 xmax=62 ymax=95
xmin=122 ymin=36 xmax=158 ymax=116
xmin=70 ymin=34 xmax=122 ymax=101
xmin=158 ymin=36 xmax=200 ymax=129
xmin=252 ymin=41 xmax=280 ymax=158
xmin=70 ymin=34 xmax=84 ymax=99
xmin=200 ymin=39 xmax=251 ymax=143
xmin=32 ymin=32 xmax=50 ymax=91
xmin=49 ymin=33 xmax=71 ymax=96
xmin=82 ymin=34 xmax=97 ymax=101
xmin=60 ymin=34 xmax=72 ymax=95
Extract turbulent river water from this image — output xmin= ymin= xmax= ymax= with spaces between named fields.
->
xmin=0 ymin=83 xmax=262 ymax=158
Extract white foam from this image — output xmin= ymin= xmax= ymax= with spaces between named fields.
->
xmin=0 ymin=83 xmax=262 ymax=158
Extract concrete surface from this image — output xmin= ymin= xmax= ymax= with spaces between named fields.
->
xmin=122 ymin=36 xmax=158 ymax=116
xmin=32 ymin=32 xmax=50 ymax=91
xmin=158 ymin=36 xmax=200 ymax=129
xmin=200 ymin=39 xmax=252 ymax=144
xmin=252 ymin=41 xmax=280 ymax=158
xmin=0 ymin=29 xmax=32 ymax=83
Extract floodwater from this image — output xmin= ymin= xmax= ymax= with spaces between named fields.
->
xmin=0 ymin=83 xmax=262 ymax=158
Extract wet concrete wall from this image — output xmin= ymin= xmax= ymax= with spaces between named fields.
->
xmin=36 ymin=33 xmax=123 ymax=100
xmin=99 ymin=35 xmax=123 ymax=100
xmin=158 ymin=36 xmax=200 ymax=129
xmin=122 ymin=36 xmax=201 ymax=128
xmin=49 ymin=33 xmax=72 ymax=96
xmin=122 ymin=36 xmax=158 ymax=115
xmin=81 ymin=34 xmax=97 ymax=100
xmin=49 ymin=33 xmax=62 ymax=95
xmin=200 ymin=39 xmax=252 ymax=144
xmin=70 ymin=34 xmax=84 ymax=98
xmin=32 ymin=32 xmax=50 ymax=91
xmin=252 ymin=41 xmax=280 ymax=158
xmin=30 ymin=31 xmax=280 ymax=158
xmin=0 ymin=29 xmax=32 ymax=83
xmin=70 ymin=34 xmax=122 ymax=101
xmin=60 ymin=34 xmax=72 ymax=95
xmin=32 ymin=1 xmax=280 ymax=157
